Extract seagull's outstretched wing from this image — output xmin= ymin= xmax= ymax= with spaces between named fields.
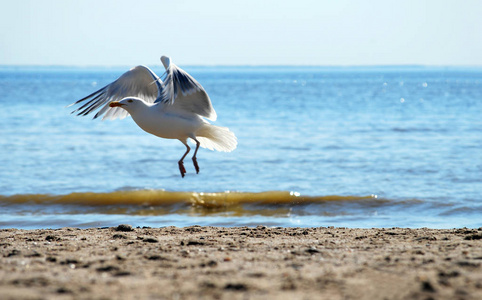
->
xmin=157 ymin=63 xmax=217 ymax=121
xmin=69 ymin=65 xmax=162 ymax=120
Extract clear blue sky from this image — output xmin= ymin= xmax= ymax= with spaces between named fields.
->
xmin=1 ymin=0 xmax=481 ymax=66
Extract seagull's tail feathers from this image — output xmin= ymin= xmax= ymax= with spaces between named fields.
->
xmin=195 ymin=124 xmax=237 ymax=152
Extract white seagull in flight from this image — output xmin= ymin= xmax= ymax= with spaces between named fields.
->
xmin=69 ymin=56 xmax=237 ymax=177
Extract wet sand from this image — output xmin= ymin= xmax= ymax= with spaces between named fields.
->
xmin=1 ymin=226 xmax=481 ymax=300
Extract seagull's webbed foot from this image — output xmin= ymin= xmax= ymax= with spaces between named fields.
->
xmin=178 ymin=160 xmax=187 ymax=178
xmin=192 ymin=157 xmax=200 ymax=174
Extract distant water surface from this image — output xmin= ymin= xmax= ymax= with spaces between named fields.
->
xmin=0 ymin=66 xmax=481 ymax=228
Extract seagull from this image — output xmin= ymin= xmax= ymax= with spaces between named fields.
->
xmin=68 ymin=56 xmax=237 ymax=177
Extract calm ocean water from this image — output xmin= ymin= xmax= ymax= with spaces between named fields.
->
xmin=1 ymin=65 xmax=481 ymax=229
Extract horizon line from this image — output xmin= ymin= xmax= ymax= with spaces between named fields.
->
xmin=1 ymin=63 xmax=482 ymax=69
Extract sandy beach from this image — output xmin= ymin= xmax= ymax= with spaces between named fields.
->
xmin=1 ymin=226 xmax=481 ymax=299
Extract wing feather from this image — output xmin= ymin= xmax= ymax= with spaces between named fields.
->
xmin=69 ymin=65 xmax=162 ymax=120
xmin=156 ymin=63 xmax=217 ymax=121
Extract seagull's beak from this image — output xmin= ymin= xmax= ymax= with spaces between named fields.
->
xmin=109 ymin=101 xmax=125 ymax=108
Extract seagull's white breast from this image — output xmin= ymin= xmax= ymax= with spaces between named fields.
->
xmin=129 ymin=105 xmax=202 ymax=140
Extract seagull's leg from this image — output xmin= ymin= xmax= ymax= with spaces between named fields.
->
xmin=179 ymin=141 xmax=190 ymax=178
xmin=192 ymin=138 xmax=201 ymax=174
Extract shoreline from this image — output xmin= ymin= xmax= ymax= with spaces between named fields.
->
xmin=1 ymin=226 xmax=481 ymax=299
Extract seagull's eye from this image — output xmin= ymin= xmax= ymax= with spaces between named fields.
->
xmin=128 ymin=99 xmax=133 ymax=103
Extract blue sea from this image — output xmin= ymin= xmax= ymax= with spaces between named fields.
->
xmin=1 ymin=65 xmax=481 ymax=229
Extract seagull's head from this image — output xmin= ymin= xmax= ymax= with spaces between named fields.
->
xmin=109 ymin=97 xmax=146 ymax=113
xmin=160 ymin=56 xmax=171 ymax=69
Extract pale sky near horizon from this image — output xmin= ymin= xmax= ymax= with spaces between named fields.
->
xmin=1 ymin=0 xmax=482 ymax=66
